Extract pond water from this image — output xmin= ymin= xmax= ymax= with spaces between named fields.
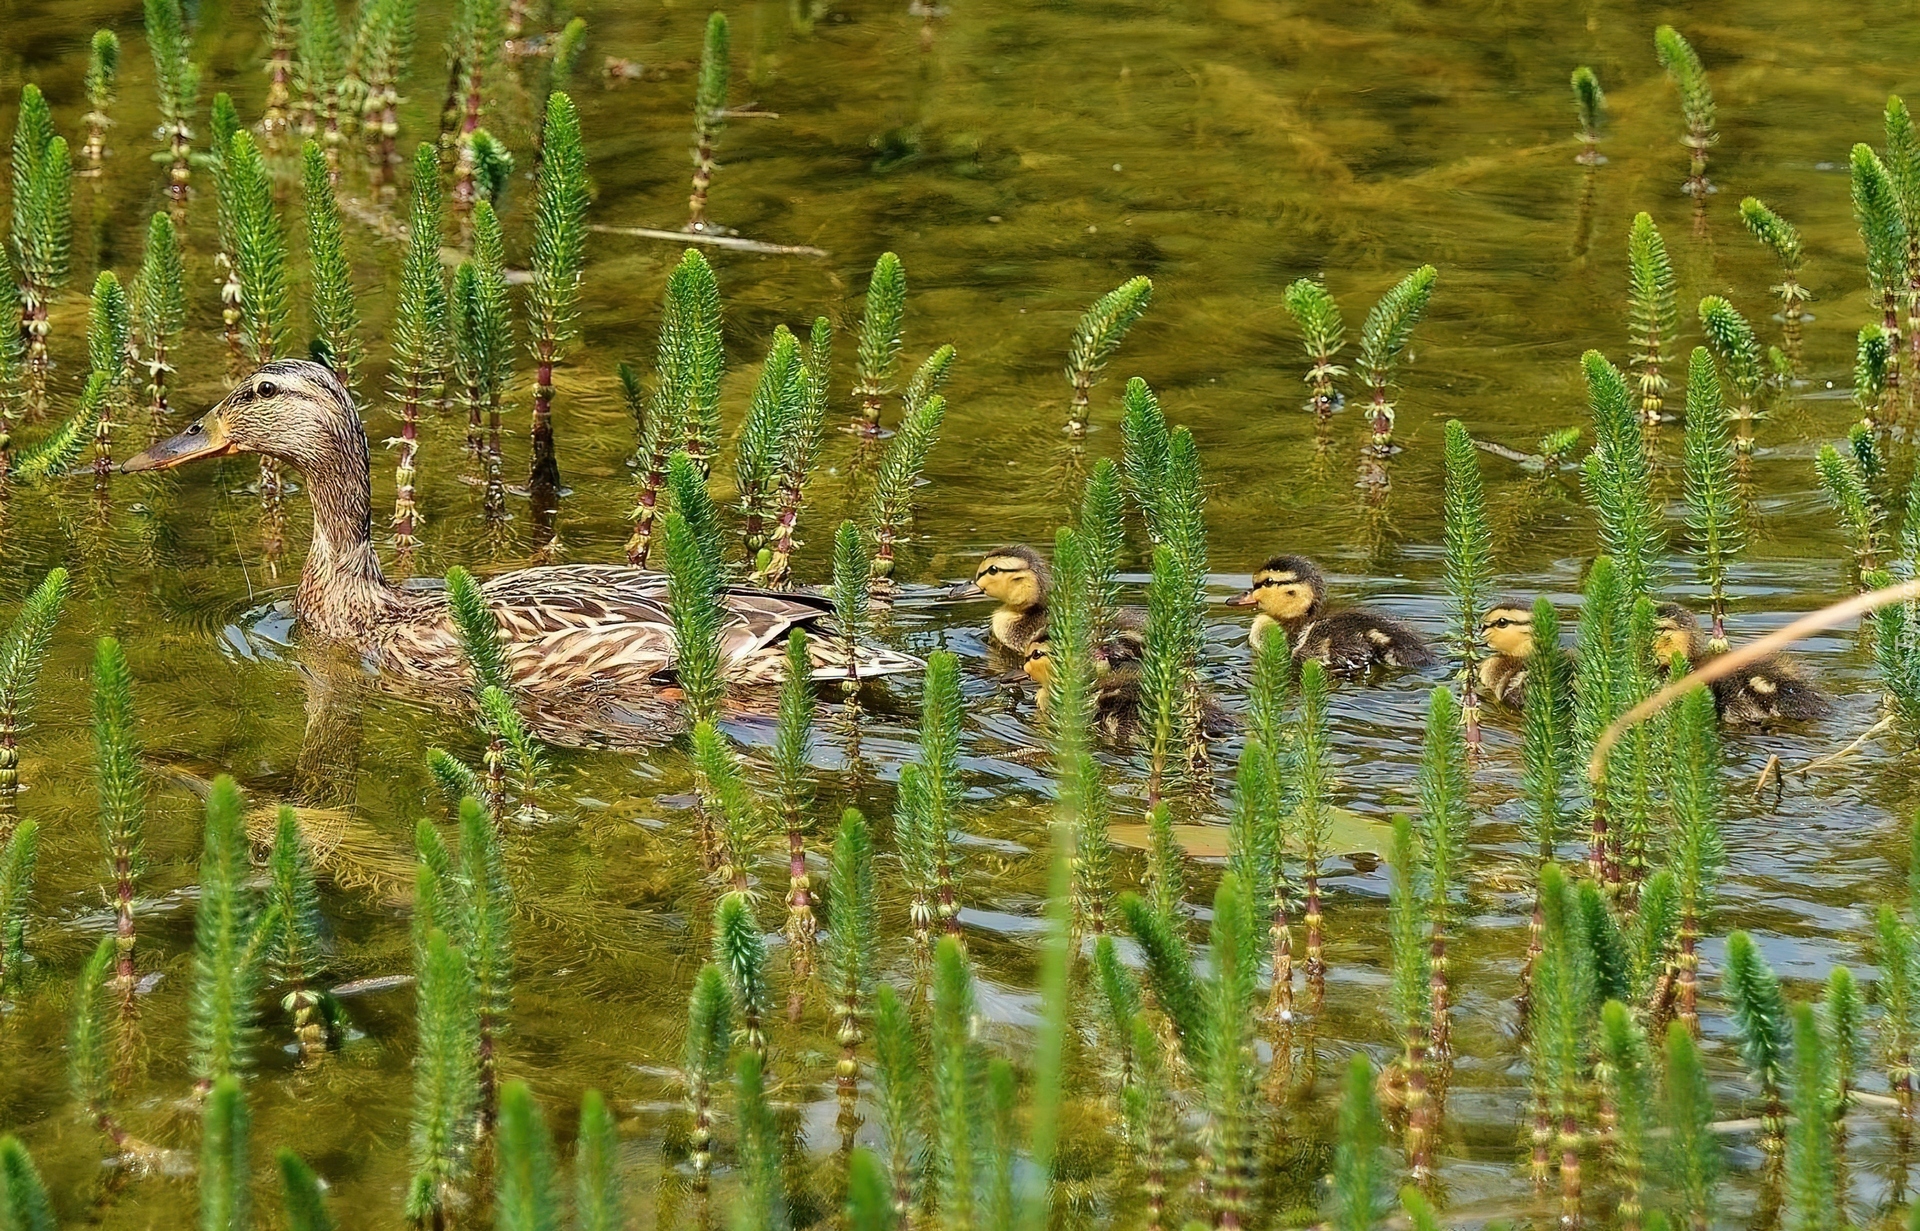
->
xmin=1 ymin=0 xmax=1918 ymax=1225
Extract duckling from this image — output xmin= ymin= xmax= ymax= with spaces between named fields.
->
xmin=1652 ymin=603 xmax=1832 ymax=725
xmin=957 ymin=546 xmax=1051 ymax=654
xmin=1022 ymin=634 xmax=1231 ymax=745
xmin=1226 ymin=555 xmax=1436 ymax=676
xmin=1476 ymin=601 xmax=1579 ymax=709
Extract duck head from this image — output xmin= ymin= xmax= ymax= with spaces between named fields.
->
xmin=956 ymin=546 xmax=1049 ymax=609
xmin=1652 ymin=603 xmax=1704 ymax=666
xmin=1227 ymin=555 xmax=1322 ymax=623
xmin=122 ymin=360 xmax=362 ymax=475
xmin=1480 ymin=602 xmax=1537 ymax=659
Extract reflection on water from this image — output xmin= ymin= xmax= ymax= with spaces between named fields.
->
xmin=1 ymin=0 xmax=1919 ymax=1222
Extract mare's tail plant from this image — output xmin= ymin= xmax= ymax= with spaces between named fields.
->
xmin=920 ymin=650 xmax=964 ymax=937
xmin=390 ymin=144 xmax=448 ymax=553
xmin=775 ymin=631 xmax=818 ymax=1019
xmin=81 ymin=31 xmax=120 ymax=172
xmin=0 ymin=821 xmax=38 ymax=991
xmin=134 ymin=213 xmax=186 ymax=432
xmin=1887 ymin=97 xmax=1920 ymax=369
xmin=92 ymin=637 xmax=145 ymax=1055
xmin=0 ymin=568 xmax=70 ymax=829
xmin=823 ymin=810 xmax=878 ymax=1147
xmin=683 ymin=962 xmax=732 ymax=1191
xmin=266 ymin=807 xmax=329 ymax=1057
xmin=1655 ymin=26 xmax=1715 ymax=229
xmin=628 ymin=249 xmax=723 ymax=563
xmin=1573 ymin=66 xmax=1605 ymax=164
xmin=231 ymin=132 xmax=293 ymax=367
xmin=853 ymin=252 xmax=906 ymax=435
xmin=832 ymin=519 xmax=870 ymax=693
xmin=1725 ymin=930 xmax=1791 ymax=1164
xmin=1442 ymin=419 xmax=1492 ymax=746
xmin=1417 ymin=687 xmax=1469 ymax=1060
xmin=715 ymin=892 xmax=770 ymax=1062
xmin=1668 ymin=686 xmax=1724 ymax=1033
xmin=1627 ymin=213 xmax=1678 ymax=423
xmin=1699 ymin=296 xmax=1765 ymax=451
xmin=686 ymin=12 xmax=730 ymax=232
xmin=87 ymin=271 xmax=133 ymax=476
xmin=302 ymin=140 xmax=362 ymax=390
xmin=1064 ymin=275 xmax=1153 ymax=437
xmin=1598 ymin=1001 xmax=1652 ymax=1231
xmin=1282 ymin=277 xmax=1346 ymax=421
xmin=1583 ymin=351 xmax=1667 ymax=600
xmin=1853 ymin=142 xmax=1908 ymax=396
xmin=762 ymin=317 xmax=832 ymax=586
xmin=1740 ymin=198 xmax=1810 ymax=365
xmin=455 ymin=797 xmax=513 ymax=1133
xmin=1785 ymin=1001 xmax=1838 ymax=1229
xmin=1388 ymin=816 xmax=1434 ymax=1183
xmin=1079 ymin=457 xmax=1127 ymax=647
xmin=447 ymin=0 xmax=503 ymax=215
xmin=356 ymin=0 xmax=421 ymax=185
xmin=1297 ymin=658 xmax=1332 ymax=996
xmin=527 ymin=92 xmax=590 ymax=509
xmin=1520 ymin=598 xmax=1572 ymax=982
xmin=189 ymin=776 xmax=261 ymax=1089
xmin=868 ymin=393 xmax=948 ymax=589
xmin=1329 ymin=1053 xmax=1385 ymax=1231
xmin=495 ymin=1082 xmax=561 ymax=1231
xmin=737 ymin=327 xmax=808 ymax=554
xmin=405 ymin=926 xmax=479 ymax=1227
xmin=69 ymin=937 xmax=130 ymax=1149
xmin=666 ymin=454 xmax=727 ymax=723
xmin=452 ymin=202 xmax=514 ymax=519
xmin=200 ymin=1075 xmax=251 ymax=1231
xmin=1816 ymin=441 xmax=1883 ymax=572
xmin=1682 ymin=349 xmax=1743 ymax=648
xmin=144 ymin=0 xmax=199 ymax=207
xmin=10 ymin=86 xmax=74 ymax=415
xmin=1358 ymin=265 xmax=1438 ymax=455
xmin=294 ymin=0 xmax=347 ymax=153
xmin=1531 ymin=864 xmax=1595 ymax=1217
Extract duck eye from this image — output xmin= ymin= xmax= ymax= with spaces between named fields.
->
xmin=186 ymin=422 xmax=202 ymax=435
xmin=256 ymin=380 xmax=278 ymax=398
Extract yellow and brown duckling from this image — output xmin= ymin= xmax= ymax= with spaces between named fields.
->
xmin=1652 ymin=603 xmax=1832 ymax=725
xmin=1476 ymin=601 xmax=1578 ymax=709
xmin=1021 ymin=633 xmax=1232 ymax=745
xmin=1226 ymin=555 xmax=1435 ymax=676
xmin=958 ymin=545 xmax=1052 ymax=654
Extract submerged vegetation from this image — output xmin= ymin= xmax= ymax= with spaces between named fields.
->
xmin=2 ymin=5 xmax=1920 ymax=1231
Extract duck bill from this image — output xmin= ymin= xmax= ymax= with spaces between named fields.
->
xmin=120 ymin=409 xmax=238 ymax=472
xmin=1224 ymin=589 xmax=1258 ymax=607
xmin=947 ymin=580 xmax=986 ymax=600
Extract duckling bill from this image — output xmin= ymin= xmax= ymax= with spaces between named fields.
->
xmin=1653 ymin=603 xmax=1831 ymax=725
xmin=1227 ymin=555 xmax=1434 ymax=676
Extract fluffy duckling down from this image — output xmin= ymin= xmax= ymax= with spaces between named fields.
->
xmin=1476 ymin=601 xmax=1576 ymax=708
xmin=959 ymin=546 xmax=1051 ymax=654
xmin=1227 ymin=555 xmax=1435 ymax=676
xmin=1021 ymin=633 xmax=1232 ymax=745
xmin=1653 ymin=603 xmax=1831 ymax=725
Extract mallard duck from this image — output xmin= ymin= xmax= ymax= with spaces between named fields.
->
xmin=1226 ymin=555 xmax=1435 ymax=676
xmin=1652 ymin=603 xmax=1832 ymax=725
xmin=121 ymin=362 xmax=922 ymax=703
xmin=1476 ymin=601 xmax=1577 ymax=708
xmin=1020 ymin=633 xmax=1232 ymax=745
xmin=955 ymin=545 xmax=1051 ymax=654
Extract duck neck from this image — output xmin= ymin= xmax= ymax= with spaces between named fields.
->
xmin=292 ymin=417 xmax=399 ymax=640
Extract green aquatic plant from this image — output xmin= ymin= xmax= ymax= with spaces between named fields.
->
xmin=1725 ymin=930 xmax=1790 ymax=1160
xmin=296 ymin=0 xmax=347 ymax=149
xmin=278 ymin=1150 xmax=339 ymax=1231
xmin=92 ymin=637 xmax=144 ymax=1039
xmin=1532 ymin=865 xmax=1594 ymax=1218
xmin=0 ymin=567 xmax=68 ymax=828
xmin=406 ymin=927 xmax=479 ymax=1228
xmin=354 ymin=0 xmax=420 ymax=183
xmin=1668 ymin=686 xmax=1723 ymax=1032
xmin=775 ymin=632 xmax=817 ymax=1014
xmin=1697 ymin=296 xmax=1764 ymax=450
xmin=854 ymin=252 xmax=906 ymax=433
xmin=1387 ymin=816 xmax=1433 ymax=1182
xmin=930 ymin=935 xmax=981 ymax=1228
xmin=10 ymin=86 xmax=73 ymax=410
xmin=687 ymin=12 xmax=731 ymax=231
xmin=302 ymin=140 xmax=361 ymax=389
xmin=1854 ymin=142 xmax=1908 ymax=393
xmin=14 ymin=371 xmax=108 ymax=484
xmin=1330 ymin=1053 xmax=1386 ymax=1231
xmin=1296 ymin=657 xmax=1332 ymax=992
xmin=666 ymin=459 xmax=726 ymax=723
xmin=495 ymin=1081 xmax=559 ymax=1231
xmin=189 ymin=776 xmax=260 ymax=1088
xmin=1627 ymin=213 xmax=1678 ymax=423
xmin=207 ymin=94 xmax=246 ymax=368
xmin=1876 ymin=904 xmax=1918 ymax=1114
xmin=1815 ymin=442 xmax=1882 ymax=571
xmin=1575 ymin=559 xmax=1625 ymax=880
xmin=1572 ymin=66 xmax=1605 ymax=163
xmin=144 ymin=0 xmax=199 ymax=204
xmin=454 ymin=202 xmax=514 ymax=514
xmin=1786 ymin=1002 xmax=1838 ymax=1231
xmin=737 ymin=327 xmax=807 ymax=550
xmin=1598 ymin=1000 xmax=1652 ymax=1231
xmin=1442 ymin=418 xmax=1492 ymax=742
xmin=920 ymin=650 xmax=965 ymax=936
xmin=869 ymin=394 xmax=947 ymax=586
xmin=81 ymin=30 xmax=120 ymax=171
xmin=230 ymin=132 xmax=292 ymax=364
xmin=1655 ymin=26 xmax=1715 ymax=219
xmin=266 ymin=806 xmax=329 ymax=1057
xmin=1078 ymin=457 xmax=1127 ymax=645
xmin=824 ymin=810 xmax=877 ymax=1141
xmin=67 ymin=937 xmax=117 ymax=1145
xmin=86 ymin=271 xmax=132 ymax=472
xmin=134 ymin=213 xmax=186 ymax=429
xmin=629 ymin=251 xmax=725 ymax=563
xmin=871 ymin=982 xmax=920 ymax=1215
xmin=682 ymin=962 xmax=732 ymax=1190
xmin=832 ymin=519 xmax=871 ymax=690
xmin=447 ymin=0 xmax=503 ymax=212
xmin=1740 ymin=198 xmax=1810 ymax=363
xmin=0 ymin=1136 xmax=54 ymax=1231
xmin=1064 ymin=275 xmax=1153 ymax=437
xmin=1855 ymin=324 xmax=1892 ymax=427
xmin=0 ymin=821 xmax=39 ymax=991
xmin=1357 ymin=264 xmax=1438 ymax=453
xmin=1199 ymin=873 xmax=1262 ymax=1223
xmin=1582 ymin=350 xmax=1666 ymax=600
xmin=846 ymin=1150 xmax=894 ymax=1231
xmin=1663 ymin=1021 xmax=1719 ymax=1231
xmin=390 ymin=144 xmax=448 ymax=551
xmin=1682 ymin=348 xmax=1743 ymax=645
xmin=528 ymin=92 xmax=590 ymax=505
xmin=572 ymin=1090 xmax=619 ymax=1231
xmin=1283 ymin=276 xmax=1346 ymax=419
xmin=456 ymin=796 xmax=512 ymax=1132
xmin=1521 ymin=598 xmax=1573 ymax=870
xmin=1417 ymin=686 xmax=1469 ymax=1056
xmin=904 ymin=343 xmax=955 ymax=416
xmin=733 ymin=1052 xmax=787 ymax=1231
xmin=261 ymin=0 xmax=296 ymax=138
xmin=201 ymin=1075 xmax=252 ymax=1231
xmin=763 ymin=316 xmax=833 ymax=586
xmin=445 ymin=566 xmax=509 ymax=696
xmin=715 ymin=890 xmax=771 ymax=1061
xmin=692 ymin=719 xmax=764 ymax=890
xmin=546 ymin=18 xmax=590 ymax=100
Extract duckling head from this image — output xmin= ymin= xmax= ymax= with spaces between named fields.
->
xmin=1480 ymin=602 xmax=1537 ymax=659
xmin=970 ymin=546 xmax=1049 ymax=610
xmin=1022 ymin=636 xmax=1055 ymax=690
xmin=1226 ymin=555 xmax=1322 ymax=623
xmin=1652 ymin=603 xmax=1704 ymax=665
xmin=1098 ymin=626 xmax=1147 ymax=672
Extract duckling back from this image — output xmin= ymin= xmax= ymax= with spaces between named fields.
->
xmin=1295 ymin=609 xmax=1435 ymax=676
xmin=1709 ymin=654 xmax=1832 ymax=725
